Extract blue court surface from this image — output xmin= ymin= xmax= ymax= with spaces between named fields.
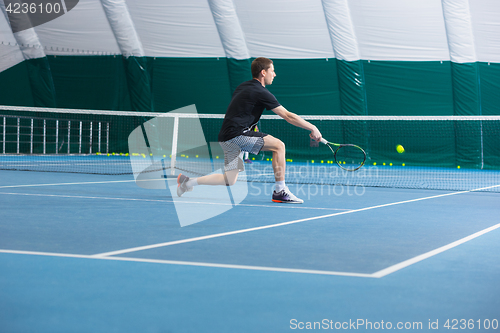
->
xmin=1 ymin=169 xmax=500 ymax=332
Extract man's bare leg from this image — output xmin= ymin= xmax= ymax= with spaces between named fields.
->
xmin=261 ymin=135 xmax=286 ymax=182
xmin=196 ymin=169 xmax=239 ymax=186
xmin=261 ymin=135 xmax=303 ymax=203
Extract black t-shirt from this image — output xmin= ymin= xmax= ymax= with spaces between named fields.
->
xmin=218 ymin=79 xmax=281 ymax=141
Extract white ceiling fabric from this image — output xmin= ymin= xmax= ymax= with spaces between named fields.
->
xmin=207 ymin=0 xmax=249 ymax=59
xmin=1 ymin=0 xmax=500 ymax=71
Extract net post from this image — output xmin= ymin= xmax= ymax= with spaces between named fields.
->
xmin=170 ymin=115 xmax=179 ymax=176
xmin=79 ymin=121 xmax=82 ymax=154
xmin=2 ymin=117 xmax=5 ymax=154
xmin=67 ymin=121 xmax=71 ymax=154
xmin=98 ymin=122 xmax=101 ymax=153
xmin=480 ymin=120 xmax=484 ymax=170
xmin=89 ymin=122 xmax=93 ymax=154
xmin=16 ymin=118 xmax=20 ymax=154
xmin=43 ymin=119 xmax=46 ymax=154
xmin=55 ymin=120 xmax=59 ymax=154
xmin=30 ymin=119 xmax=33 ymax=154
xmin=106 ymin=122 xmax=109 ymax=154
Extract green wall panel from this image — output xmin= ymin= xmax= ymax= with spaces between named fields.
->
xmin=47 ymin=55 xmax=131 ymax=111
xmin=3 ymin=57 xmax=500 ymax=117
xmin=1 ymin=57 xmax=499 ymax=171
xmin=364 ymin=61 xmax=454 ymax=116
xmin=337 ymin=60 xmax=366 ymax=115
xmin=267 ymin=59 xmax=341 ymax=116
xmin=227 ymin=58 xmax=253 ymax=95
xmin=451 ymin=62 xmax=480 ymax=116
xmin=25 ymin=57 xmax=57 ymax=107
xmin=0 ymin=61 xmax=34 ymax=106
xmin=123 ymin=56 xmax=154 ymax=112
xmin=152 ymin=57 xmax=232 ymax=114
xmin=478 ymin=62 xmax=500 ymax=116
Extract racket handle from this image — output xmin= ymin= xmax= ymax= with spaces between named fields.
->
xmin=320 ymin=138 xmax=328 ymax=144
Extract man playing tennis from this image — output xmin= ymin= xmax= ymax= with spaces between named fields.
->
xmin=177 ymin=57 xmax=322 ymax=203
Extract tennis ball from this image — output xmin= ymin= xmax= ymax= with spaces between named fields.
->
xmin=396 ymin=145 xmax=405 ymax=153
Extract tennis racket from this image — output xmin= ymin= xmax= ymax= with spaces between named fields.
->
xmin=320 ymin=138 xmax=366 ymax=171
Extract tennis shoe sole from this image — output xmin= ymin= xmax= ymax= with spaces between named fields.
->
xmin=272 ymin=189 xmax=304 ymax=204
xmin=176 ymin=174 xmax=193 ymax=197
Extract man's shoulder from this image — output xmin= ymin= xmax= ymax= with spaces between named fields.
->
xmin=236 ymin=79 xmax=260 ymax=90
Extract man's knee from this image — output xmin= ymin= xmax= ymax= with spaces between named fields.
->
xmin=224 ymin=170 xmax=239 ymax=186
xmin=263 ymin=135 xmax=285 ymax=153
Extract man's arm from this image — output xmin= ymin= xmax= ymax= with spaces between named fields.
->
xmin=272 ymin=105 xmax=322 ymax=141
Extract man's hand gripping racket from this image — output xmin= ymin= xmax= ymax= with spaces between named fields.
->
xmin=320 ymin=138 xmax=366 ymax=171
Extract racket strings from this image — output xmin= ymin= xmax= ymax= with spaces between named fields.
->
xmin=333 ymin=144 xmax=366 ymax=171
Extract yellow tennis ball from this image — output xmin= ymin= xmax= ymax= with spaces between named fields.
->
xmin=396 ymin=145 xmax=405 ymax=153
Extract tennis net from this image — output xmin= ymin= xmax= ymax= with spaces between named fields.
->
xmin=1 ymin=105 xmax=499 ymax=192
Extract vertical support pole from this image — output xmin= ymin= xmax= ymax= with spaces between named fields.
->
xmin=43 ymin=119 xmax=46 ymax=154
xmin=2 ymin=117 xmax=5 ymax=153
xmin=30 ymin=118 xmax=33 ymax=154
xmin=79 ymin=121 xmax=82 ymax=154
xmin=106 ymin=122 xmax=109 ymax=154
xmin=170 ymin=116 xmax=179 ymax=176
xmin=98 ymin=122 xmax=102 ymax=153
xmin=55 ymin=120 xmax=59 ymax=154
xmin=16 ymin=118 xmax=20 ymax=154
xmin=89 ymin=122 xmax=93 ymax=154
xmin=68 ymin=121 xmax=71 ymax=154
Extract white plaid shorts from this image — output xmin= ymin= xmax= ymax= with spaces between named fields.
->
xmin=219 ymin=132 xmax=267 ymax=171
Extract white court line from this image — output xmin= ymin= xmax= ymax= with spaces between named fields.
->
xmin=2 ymin=218 xmax=500 ymax=278
xmin=372 ymin=222 xmax=500 ymax=278
xmin=93 ymin=184 xmax=500 ymax=258
xmin=0 ymin=180 xmax=136 ymax=189
xmin=0 ymin=249 xmax=372 ymax=278
xmin=2 ymin=185 xmax=499 ymax=277
xmin=0 ymin=178 xmax=190 ymax=189
xmin=0 ymin=192 xmax=348 ymax=211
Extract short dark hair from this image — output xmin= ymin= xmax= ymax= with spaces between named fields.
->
xmin=251 ymin=57 xmax=273 ymax=78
